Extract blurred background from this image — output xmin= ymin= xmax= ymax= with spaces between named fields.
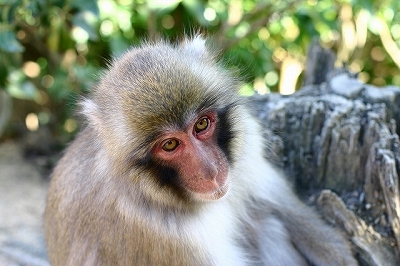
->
xmin=0 ymin=0 xmax=400 ymax=155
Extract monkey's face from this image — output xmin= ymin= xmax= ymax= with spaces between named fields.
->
xmin=87 ymin=37 xmax=243 ymax=205
xmin=152 ymin=111 xmax=230 ymax=201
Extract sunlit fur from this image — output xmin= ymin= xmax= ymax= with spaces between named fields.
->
xmin=45 ymin=36 xmax=357 ymax=266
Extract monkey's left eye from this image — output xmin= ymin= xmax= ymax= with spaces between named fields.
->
xmin=194 ymin=117 xmax=210 ymax=133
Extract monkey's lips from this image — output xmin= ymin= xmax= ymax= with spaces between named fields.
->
xmin=191 ymin=177 xmax=230 ymax=201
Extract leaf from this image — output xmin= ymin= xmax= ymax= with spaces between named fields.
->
xmin=0 ymin=30 xmax=24 ymax=53
xmin=182 ymin=0 xmax=208 ymax=25
xmin=109 ymin=33 xmax=130 ymax=57
xmin=70 ymin=0 xmax=99 ymax=17
xmin=72 ymin=12 xmax=99 ymax=41
xmin=6 ymin=71 xmax=41 ymax=101
xmin=147 ymin=0 xmax=181 ymax=10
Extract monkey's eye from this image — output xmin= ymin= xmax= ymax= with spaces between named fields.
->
xmin=162 ymin=139 xmax=179 ymax=152
xmin=194 ymin=117 xmax=210 ymax=133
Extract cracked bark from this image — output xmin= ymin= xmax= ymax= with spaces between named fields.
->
xmin=249 ymin=41 xmax=400 ymax=265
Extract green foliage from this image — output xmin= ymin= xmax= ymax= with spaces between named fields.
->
xmin=0 ymin=0 xmax=399 ymax=139
xmin=0 ymin=30 xmax=24 ymax=52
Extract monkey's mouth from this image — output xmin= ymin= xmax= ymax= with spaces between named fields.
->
xmin=193 ymin=181 xmax=229 ymax=201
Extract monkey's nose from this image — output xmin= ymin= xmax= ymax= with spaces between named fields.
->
xmin=198 ymin=163 xmax=218 ymax=181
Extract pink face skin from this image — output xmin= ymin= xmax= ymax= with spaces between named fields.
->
xmin=153 ymin=112 xmax=230 ymax=201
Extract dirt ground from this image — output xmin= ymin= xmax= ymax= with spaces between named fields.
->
xmin=0 ymin=141 xmax=49 ymax=266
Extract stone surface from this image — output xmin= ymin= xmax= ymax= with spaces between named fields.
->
xmin=0 ymin=142 xmax=49 ymax=266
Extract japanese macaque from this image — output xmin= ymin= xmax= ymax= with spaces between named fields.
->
xmin=44 ymin=36 xmax=357 ymax=266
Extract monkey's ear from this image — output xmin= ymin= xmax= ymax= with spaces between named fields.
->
xmin=79 ymin=98 xmax=103 ymax=128
xmin=182 ymin=35 xmax=216 ymax=62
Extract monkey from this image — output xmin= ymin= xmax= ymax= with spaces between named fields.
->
xmin=44 ymin=35 xmax=358 ymax=266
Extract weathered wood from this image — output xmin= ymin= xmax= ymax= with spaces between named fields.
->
xmin=317 ymin=190 xmax=398 ymax=266
xmin=250 ymin=41 xmax=400 ymax=264
xmin=303 ymin=38 xmax=336 ymax=86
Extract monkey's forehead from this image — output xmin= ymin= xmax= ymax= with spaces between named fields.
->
xmin=95 ymin=43 xmax=240 ymax=125
xmin=124 ymin=90 xmax=237 ymax=136
xmin=106 ymin=41 xmax=236 ymax=91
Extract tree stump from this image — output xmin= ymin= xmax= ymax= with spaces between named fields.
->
xmin=249 ymin=41 xmax=400 ymax=265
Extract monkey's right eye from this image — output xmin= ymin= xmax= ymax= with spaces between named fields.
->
xmin=162 ymin=139 xmax=179 ymax=152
